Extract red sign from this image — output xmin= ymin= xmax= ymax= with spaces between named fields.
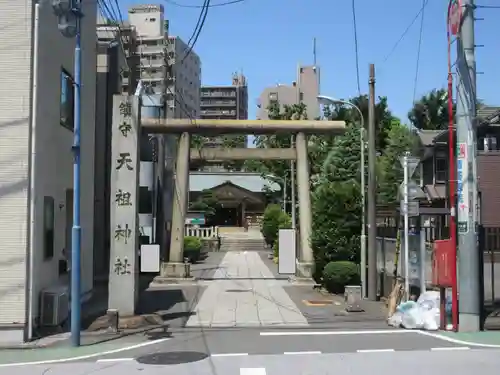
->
xmin=449 ymin=0 xmax=462 ymax=36
xmin=432 ymin=239 xmax=454 ymax=287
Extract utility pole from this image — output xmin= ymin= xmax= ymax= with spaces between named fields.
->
xmin=52 ymin=0 xmax=83 ymax=347
xmin=367 ymin=64 xmax=378 ymax=301
xmin=456 ymin=0 xmax=480 ymax=332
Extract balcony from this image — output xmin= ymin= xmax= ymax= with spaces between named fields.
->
xmin=137 ymin=45 xmax=166 ymax=56
xmin=200 ymin=91 xmax=236 ymax=98
xmin=200 ymin=109 xmax=236 ymax=116
xmin=200 ymin=100 xmax=237 ymax=107
xmin=140 ymin=57 xmax=166 ymax=69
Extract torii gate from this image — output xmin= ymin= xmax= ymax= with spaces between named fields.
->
xmin=108 ymin=95 xmax=345 ymax=317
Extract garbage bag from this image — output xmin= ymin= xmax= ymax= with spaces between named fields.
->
xmin=388 ymin=311 xmax=403 ymax=327
xmin=417 ymin=291 xmax=440 ymax=311
xmin=396 ymin=301 xmax=417 ymax=313
xmin=422 ymin=308 xmax=440 ymax=331
xmin=401 ymin=306 xmax=424 ymax=329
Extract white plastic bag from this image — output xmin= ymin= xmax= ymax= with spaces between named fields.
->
xmin=422 ymin=308 xmax=440 ymax=331
xmin=388 ymin=312 xmax=403 ymax=327
xmin=401 ymin=307 xmax=424 ymax=329
xmin=417 ymin=291 xmax=440 ymax=311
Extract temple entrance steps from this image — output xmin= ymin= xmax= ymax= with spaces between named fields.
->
xmin=220 ymin=237 xmax=267 ymax=252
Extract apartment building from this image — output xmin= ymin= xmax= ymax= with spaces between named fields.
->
xmin=166 ymin=35 xmax=201 ymax=119
xmin=257 ymin=65 xmax=320 ymax=120
xmin=200 ymin=73 xmax=248 ymax=123
xmin=0 ymin=1 xmax=97 ymax=343
xmin=96 ymin=19 xmax=139 ymax=95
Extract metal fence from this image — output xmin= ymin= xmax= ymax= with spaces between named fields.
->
xmin=376 ymin=223 xmax=500 ymax=303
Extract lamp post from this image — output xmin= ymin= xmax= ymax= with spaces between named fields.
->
xmin=265 ymin=174 xmax=287 ymax=214
xmin=317 ymin=95 xmax=367 ymax=298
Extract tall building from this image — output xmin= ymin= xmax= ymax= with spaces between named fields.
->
xmin=200 ymin=73 xmax=248 ymax=122
xmin=257 ymin=65 xmax=320 ymax=120
xmin=167 ymin=36 xmax=201 ymax=119
xmin=128 ymin=4 xmax=168 ymax=97
xmin=194 ymin=74 xmax=249 ymax=171
xmin=96 ymin=20 xmax=139 ymax=95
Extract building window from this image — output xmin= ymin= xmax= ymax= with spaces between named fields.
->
xmin=435 ymin=156 xmax=447 ymax=183
xmin=269 ymin=92 xmax=278 ymax=102
xmin=299 ymin=92 xmax=304 ymax=101
xmin=60 ymin=69 xmax=74 ymax=131
xmin=43 ymin=196 xmax=55 ymax=260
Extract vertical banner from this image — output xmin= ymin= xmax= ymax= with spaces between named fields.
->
xmin=457 ymin=143 xmax=469 ymax=233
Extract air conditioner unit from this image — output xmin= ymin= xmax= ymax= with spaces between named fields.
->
xmin=40 ymin=286 xmax=69 ymax=327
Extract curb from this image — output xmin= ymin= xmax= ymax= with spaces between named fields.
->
xmin=416 ymin=330 xmax=500 ymax=348
xmin=0 ymin=324 xmax=167 ymax=350
xmin=0 ymin=338 xmax=170 ymax=367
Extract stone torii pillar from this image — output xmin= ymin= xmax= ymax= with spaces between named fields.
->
xmin=295 ymin=132 xmax=314 ymax=278
xmin=159 ymin=131 xmax=191 ymax=279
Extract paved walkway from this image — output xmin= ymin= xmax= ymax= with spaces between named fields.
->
xmin=186 ymin=251 xmax=308 ymax=327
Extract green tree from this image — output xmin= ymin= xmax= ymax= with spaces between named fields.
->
xmin=322 ymin=95 xmax=395 ymax=151
xmin=311 ymin=181 xmax=361 ymax=281
xmin=188 ymin=189 xmax=221 ymax=224
xmin=408 ymin=88 xmax=454 ymax=130
xmin=378 ymin=122 xmax=419 ymax=205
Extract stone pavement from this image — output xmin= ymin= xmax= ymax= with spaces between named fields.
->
xmin=186 ymin=251 xmax=308 ymax=327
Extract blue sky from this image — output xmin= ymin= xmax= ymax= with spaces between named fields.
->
xmin=118 ymin=0 xmax=499 ymax=126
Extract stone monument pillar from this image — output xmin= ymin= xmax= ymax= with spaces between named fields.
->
xmin=107 ymin=95 xmax=141 ymax=316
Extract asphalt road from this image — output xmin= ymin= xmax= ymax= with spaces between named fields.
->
xmin=7 ymin=348 xmax=500 ymax=375
xmin=83 ymin=328 xmax=475 ymax=363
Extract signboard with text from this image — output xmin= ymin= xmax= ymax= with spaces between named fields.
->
xmin=457 ymin=142 xmax=469 ymax=233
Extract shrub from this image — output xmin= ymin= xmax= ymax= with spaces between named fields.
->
xmin=322 ymin=261 xmax=360 ymax=294
xmin=261 ymin=204 xmax=289 ymax=247
xmin=184 ymin=236 xmax=202 ymax=262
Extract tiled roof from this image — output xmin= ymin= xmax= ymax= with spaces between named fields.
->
xmin=189 ymin=172 xmax=279 ymax=192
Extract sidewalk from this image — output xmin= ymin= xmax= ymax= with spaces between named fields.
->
xmin=0 ymin=335 xmax=165 ymax=366
xmin=421 ymin=330 xmax=500 ymax=347
xmin=186 ymin=251 xmax=308 ymax=327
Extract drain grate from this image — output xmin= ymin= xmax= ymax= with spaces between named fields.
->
xmin=225 ymin=289 xmax=252 ymax=293
xmin=303 ymin=300 xmax=333 ymax=306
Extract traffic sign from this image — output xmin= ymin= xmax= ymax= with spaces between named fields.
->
xmin=399 ymin=156 xmax=420 ymax=178
xmin=400 ymin=201 xmax=420 ymax=217
xmin=449 ymin=0 xmax=462 ymax=36
xmin=399 ymin=180 xmax=424 ymax=200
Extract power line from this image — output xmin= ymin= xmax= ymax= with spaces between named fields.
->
xmin=382 ymin=0 xmax=429 ymax=64
xmin=351 ymin=0 xmax=361 ymax=96
xmin=182 ymin=0 xmax=210 ymax=63
xmin=165 ymin=0 xmax=244 ymax=8
xmin=412 ymin=0 xmax=426 ymax=103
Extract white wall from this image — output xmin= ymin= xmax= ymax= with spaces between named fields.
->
xmin=0 ymin=0 xmax=96 ymax=336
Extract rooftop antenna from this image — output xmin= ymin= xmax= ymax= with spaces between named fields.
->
xmin=313 ymin=37 xmax=321 ymax=94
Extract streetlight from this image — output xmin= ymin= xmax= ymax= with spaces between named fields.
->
xmin=264 ymin=174 xmax=287 ymax=214
xmin=317 ymin=95 xmax=367 ymax=299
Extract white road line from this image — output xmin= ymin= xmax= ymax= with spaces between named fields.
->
xmin=260 ymin=329 xmax=413 ymax=336
xmin=283 ymin=351 xmax=322 ymax=355
xmin=96 ymin=358 xmax=136 ymax=363
xmin=211 ymin=353 xmax=249 ymax=357
xmin=416 ymin=330 xmax=500 ymax=348
xmin=240 ymin=368 xmax=266 ymax=375
xmin=0 ymin=338 xmax=170 ymax=367
xmin=430 ymin=347 xmax=470 ymax=351
xmin=356 ymin=349 xmax=395 ymax=353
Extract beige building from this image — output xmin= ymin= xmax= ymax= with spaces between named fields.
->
xmin=127 ymin=4 xmax=201 ymax=119
xmin=0 ymin=1 xmax=97 ymax=343
xmin=257 ymin=65 xmax=320 ymax=120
